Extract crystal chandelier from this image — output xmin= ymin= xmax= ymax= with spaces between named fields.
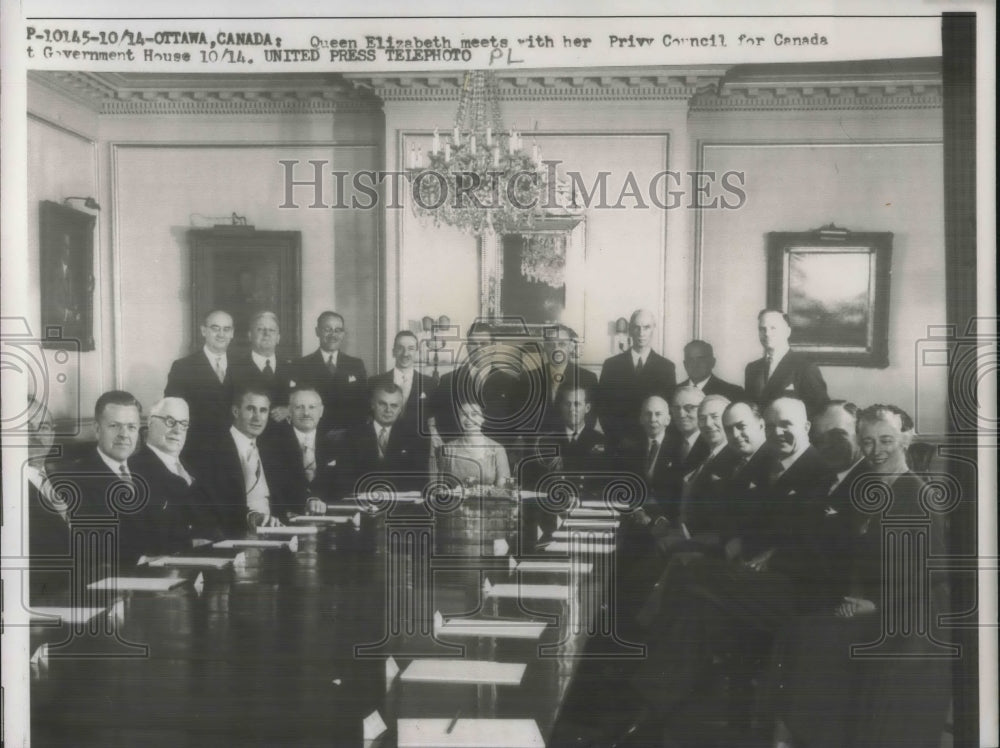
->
xmin=407 ymin=70 xmax=548 ymax=236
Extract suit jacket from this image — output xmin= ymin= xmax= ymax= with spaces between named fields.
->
xmin=229 ymin=352 xmax=294 ymax=409
xmin=368 ymin=368 xmax=435 ymax=431
xmin=127 ymin=446 xmax=222 ymax=557
xmin=290 ymin=350 xmax=369 ymax=432
xmin=616 ymin=432 xmax=688 ymax=522
xmin=744 ymin=351 xmax=829 ymax=415
xmin=429 ymin=364 xmax=523 ymax=438
xmin=164 ymin=350 xmax=235 ymax=456
xmin=597 ymin=349 xmax=677 ymax=447
xmin=27 ymin=466 xmax=73 ymax=603
xmin=680 ymin=445 xmax=743 ymax=537
xmin=189 ymin=430 xmax=293 ymax=536
xmin=337 ymin=420 xmax=431 ymax=496
xmin=260 ymin=422 xmax=341 ymax=507
xmin=535 ymin=363 xmax=599 ymax=433
xmin=677 ymin=374 xmax=746 ymax=403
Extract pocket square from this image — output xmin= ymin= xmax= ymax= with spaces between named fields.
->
xmin=748 ymin=482 xmax=757 ymax=489
xmin=326 ymin=460 xmax=337 ymax=467
xmin=419 ymin=391 xmax=427 ymax=399
xmin=824 ymin=506 xmax=839 ymax=516
xmin=289 ymin=379 xmax=297 ymax=387
xmin=348 ymin=375 xmax=357 ymax=383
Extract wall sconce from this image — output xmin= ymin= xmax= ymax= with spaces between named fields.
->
xmin=63 ymin=197 xmax=101 ymax=211
xmin=416 ymin=314 xmax=452 ymax=384
xmin=610 ymin=317 xmax=629 ymax=353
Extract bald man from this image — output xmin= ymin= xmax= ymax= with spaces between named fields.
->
xmin=597 ymin=308 xmax=676 ymax=447
xmin=229 ymin=310 xmax=293 ymax=421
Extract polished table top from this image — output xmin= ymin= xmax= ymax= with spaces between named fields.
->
xmin=30 ymin=499 xmax=621 ymax=747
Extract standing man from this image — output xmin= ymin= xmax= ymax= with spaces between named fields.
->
xmin=745 ymin=309 xmax=828 ymax=415
xmin=230 ymin=310 xmax=293 ymax=422
xmin=191 ymin=386 xmax=288 ymax=534
xmin=165 ymin=309 xmax=236 ymax=457
xmin=677 ymin=340 xmax=745 ymax=401
xmin=597 ymin=308 xmax=676 ymax=448
xmin=291 ymin=311 xmax=368 ymax=433
xmin=368 ymin=330 xmax=435 ymax=431
xmin=536 ymin=325 xmax=598 ymax=433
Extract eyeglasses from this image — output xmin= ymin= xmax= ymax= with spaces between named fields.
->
xmin=207 ymin=325 xmax=234 ymax=333
xmin=151 ymin=415 xmax=190 ymax=430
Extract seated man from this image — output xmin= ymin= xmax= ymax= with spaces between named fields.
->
xmin=337 ymin=382 xmax=431 ymax=498
xmin=128 ymin=397 xmax=223 ymax=557
xmin=536 ymin=325 xmax=598 ymax=433
xmin=24 ymin=398 xmax=69 ymax=602
xmin=261 ymin=387 xmax=341 ymax=515
xmin=190 ymin=386 xmax=290 ymax=534
xmin=522 ymin=384 xmax=608 ymax=541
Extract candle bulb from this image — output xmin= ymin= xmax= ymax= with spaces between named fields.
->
xmin=532 ymin=144 xmax=539 ymax=164
xmin=444 ymin=142 xmax=451 ymax=163
xmin=508 ymin=132 xmax=514 ymax=155
xmin=492 ymin=145 xmax=500 ymax=167
xmin=453 ymin=127 xmax=460 ymax=145
xmin=432 ymin=128 xmax=440 ymax=155
xmin=470 ymin=134 xmax=477 ymax=153
xmin=486 ymin=127 xmax=492 ymax=147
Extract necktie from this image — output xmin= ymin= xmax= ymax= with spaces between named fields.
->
xmin=570 ymin=429 xmax=578 ymax=443
xmin=646 ymin=439 xmax=659 ymax=477
xmin=764 ymin=352 xmax=773 ymax=382
xmin=119 ymin=463 xmax=133 ymax=486
xmin=302 ymin=440 xmax=316 ymax=482
xmin=679 ymin=438 xmax=691 ymax=464
xmin=262 ymin=359 xmax=274 ymax=378
xmin=215 ymin=356 xmax=226 ymax=383
xmin=377 ymin=427 xmax=390 ymax=458
xmin=326 ymin=355 xmax=337 ymax=375
xmin=400 ymin=373 xmax=412 ymax=403
xmin=635 ymin=356 xmax=644 ymax=375
xmin=244 ymin=441 xmax=271 ymax=515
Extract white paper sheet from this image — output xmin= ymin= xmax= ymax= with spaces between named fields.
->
xmin=513 ymin=560 xmax=593 ymax=574
xmin=254 ymin=525 xmax=319 ymax=535
xmin=484 ymin=583 xmax=570 ymax=601
xmin=145 ymin=556 xmax=232 ymax=568
xmin=399 ymin=660 xmax=526 ymax=685
xmin=397 ymin=718 xmax=544 ymax=747
xmin=543 ymin=542 xmax=615 ymax=554
xmin=87 ymin=577 xmax=187 ymax=592
xmin=29 ymin=606 xmax=106 ymax=625
xmin=213 ymin=539 xmax=291 ymax=549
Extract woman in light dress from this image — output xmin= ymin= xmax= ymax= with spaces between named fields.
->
xmin=432 ymin=401 xmax=510 ymax=487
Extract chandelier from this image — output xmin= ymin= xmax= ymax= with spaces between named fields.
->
xmin=406 ymin=71 xmax=552 ymax=236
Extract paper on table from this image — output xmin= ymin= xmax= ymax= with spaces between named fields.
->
xmin=354 ymin=491 xmax=424 ymax=503
xmin=254 ymin=525 xmax=318 ymax=535
xmin=551 ymin=529 xmax=614 ymax=541
xmin=385 ymin=656 xmax=400 ymax=690
xmin=568 ymin=507 xmax=617 ymax=518
xmin=363 ymin=710 xmax=388 ymax=741
xmin=514 ymin=560 xmax=593 ymax=574
xmin=562 ymin=518 xmax=620 ymax=528
xmin=87 ymin=577 xmax=187 ymax=592
xmin=578 ymin=501 xmax=621 ymax=511
xmin=30 ymin=606 xmax=107 ymax=625
xmin=213 ymin=539 xmax=292 ymax=550
xmin=543 ymin=542 xmax=615 ymax=554
xmin=400 ymin=659 xmax=526 ymax=685
xmin=397 ymin=718 xmax=544 ymax=748
xmin=483 ymin=578 xmax=570 ymax=601
xmin=290 ymin=514 xmax=354 ymax=524
xmin=146 ymin=556 xmax=233 ymax=568
xmin=434 ymin=611 xmax=547 ymax=640
xmin=324 ymin=503 xmax=368 ymax=512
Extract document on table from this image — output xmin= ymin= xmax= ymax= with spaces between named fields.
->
xmin=289 ymin=514 xmax=355 ymax=524
xmin=562 ymin=518 xmax=620 ymax=529
xmin=145 ymin=556 xmax=232 ymax=569
xmin=578 ymin=500 xmax=621 ymax=511
xmin=434 ymin=611 xmax=547 ymax=640
xmin=483 ymin=579 xmax=570 ymax=601
xmin=354 ymin=491 xmax=424 ymax=504
xmin=513 ymin=560 xmax=593 ymax=574
xmin=399 ymin=660 xmax=526 ymax=685
xmin=551 ymin=529 xmax=614 ymax=541
xmin=543 ymin=541 xmax=616 ymax=554
xmin=213 ymin=539 xmax=293 ymax=550
xmin=254 ymin=525 xmax=319 ymax=535
xmin=29 ymin=606 xmax=107 ymax=626
xmin=87 ymin=577 xmax=187 ymax=592
xmin=568 ymin=507 xmax=617 ymax=518
xmin=397 ymin=718 xmax=544 ymax=747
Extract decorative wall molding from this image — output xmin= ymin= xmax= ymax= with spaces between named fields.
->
xmin=29 ymin=71 xmax=382 ymax=115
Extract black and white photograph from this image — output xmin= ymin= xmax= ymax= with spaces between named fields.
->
xmin=1 ymin=3 xmax=995 ymax=747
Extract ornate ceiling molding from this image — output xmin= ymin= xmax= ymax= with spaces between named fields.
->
xmin=29 ymin=71 xmax=382 ymax=115
xmin=344 ymin=68 xmax=727 ymax=102
xmin=690 ymin=59 xmax=942 ymax=111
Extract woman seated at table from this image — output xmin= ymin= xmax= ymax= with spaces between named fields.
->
xmin=431 ymin=400 xmax=511 ymax=487
xmin=770 ymin=403 xmax=950 ymax=748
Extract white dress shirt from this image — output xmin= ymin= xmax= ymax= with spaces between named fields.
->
xmin=393 ymin=367 xmax=414 ymax=403
xmin=251 ymin=350 xmax=276 ymax=372
xmin=203 ymin=346 xmax=228 ymax=380
xmin=148 ymin=443 xmax=193 ymax=485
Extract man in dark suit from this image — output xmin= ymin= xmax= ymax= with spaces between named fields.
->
xmin=261 ymin=387 xmax=341 ymax=514
xmin=229 ymin=310 xmax=293 ymax=423
xmin=338 ymin=383 xmax=431 ymax=497
xmin=523 ymin=383 xmax=609 ymax=541
xmin=368 ymin=330 xmax=435 ymax=432
xmin=745 ymin=309 xmax=829 ymax=415
xmin=47 ymin=391 xmax=143 ymax=585
xmin=597 ymin=308 xmax=676 ymax=448
xmin=190 ymin=386 xmax=291 ymax=535
xmin=663 ymin=385 xmax=711 ymax=482
xmin=164 ymin=309 xmax=236 ymax=458
xmin=290 ymin=311 xmax=369 ymax=433
xmin=428 ymin=323 xmax=521 ymax=443
xmin=677 ymin=339 xmax=745 ymax=401
xmin=535 ymin=324 xmax=598 ymax=433
xmin=128 ymin=397 xmax=222 ymax=559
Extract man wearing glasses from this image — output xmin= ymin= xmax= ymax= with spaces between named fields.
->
xmin=129 ymin=397 xmax=222 ymax=559
xmin=290 ymin=311 xmax=369 ymax=434
xmin=165 ymin=309 xmax=236 ymax=458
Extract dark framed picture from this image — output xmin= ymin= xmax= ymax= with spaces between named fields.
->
xmin=39 ymin=200 xmax=96 ymax=351
xmin=767 ymin=227 xmax=892 ymax=367
xmin=189 ymin=227 xmax=301 ymax=358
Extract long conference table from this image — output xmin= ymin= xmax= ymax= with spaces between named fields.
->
xmin=29 ymin=490 xmax=630 ymax=747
